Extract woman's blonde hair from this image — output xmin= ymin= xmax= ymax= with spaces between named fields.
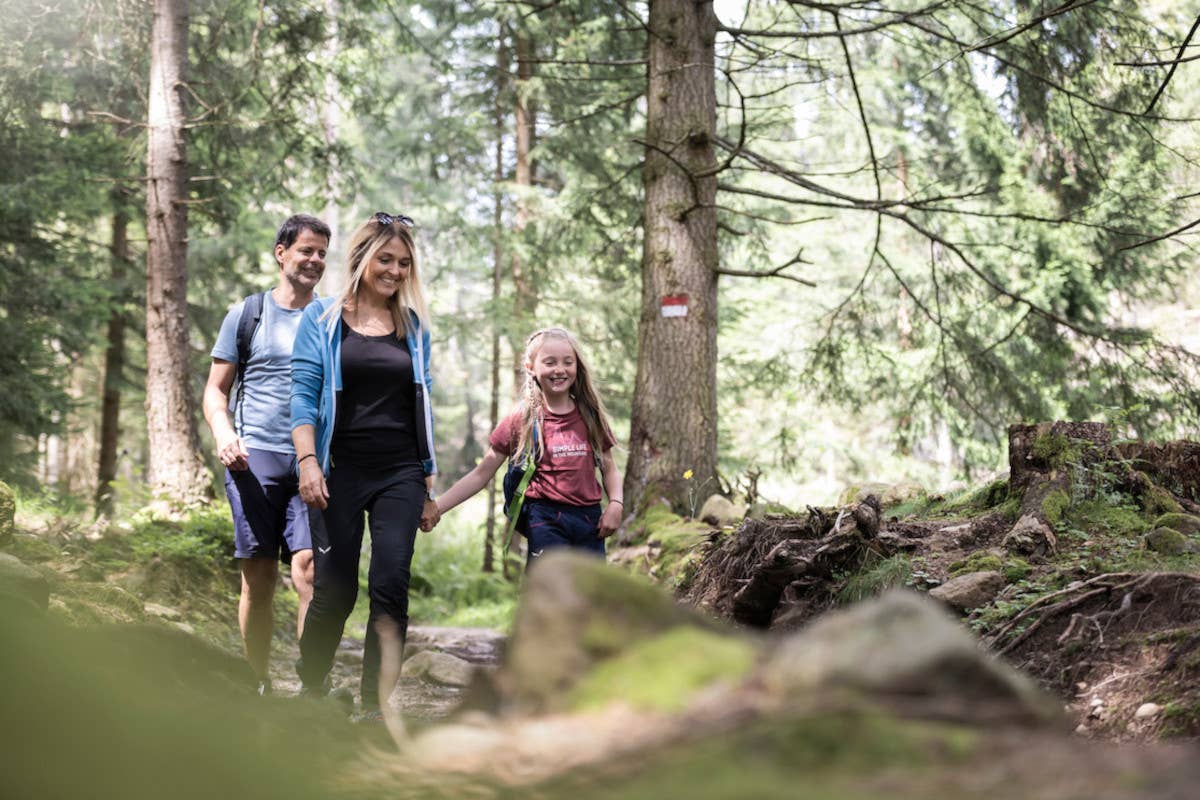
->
xmin=514 ymin=327 xmax=614 ymax=462
xmin=322 ymin=215 xmax=430 ymax=335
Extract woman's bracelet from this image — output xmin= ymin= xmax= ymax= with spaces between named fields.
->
xmin=610 ymin=498 xmax=624 ymax=506
xmin=297 ymin=453 xmax=317 ymax=465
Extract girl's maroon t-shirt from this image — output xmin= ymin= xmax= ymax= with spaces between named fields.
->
xmin=489 ymin=405 xmax=614 ymax=506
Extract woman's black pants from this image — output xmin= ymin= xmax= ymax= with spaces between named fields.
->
xmin=297 ymin=460 xmax=424 ymax=710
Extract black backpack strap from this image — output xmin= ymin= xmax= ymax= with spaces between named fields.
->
xmin=233 ymin=291 xmax=267 ymax=435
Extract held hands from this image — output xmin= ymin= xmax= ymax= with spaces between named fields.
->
xmin=216 ymin=431 xmax=250 ymax=471
xmin=298 ymin=459 xmax=329 ymax=509
xmin=598 ymin=500 xmax=623 ymax=539
xmin=419 ymin=498 xmax=441 ymax=532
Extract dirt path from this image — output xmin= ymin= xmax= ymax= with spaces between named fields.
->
xmin=268 ymin=625 xmax=506 ymax=719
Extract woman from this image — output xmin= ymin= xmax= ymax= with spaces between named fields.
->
xmin=290 ymin=212 xmax=439 ymax=720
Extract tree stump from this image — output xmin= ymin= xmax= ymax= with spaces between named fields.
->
xmin=1005 ymin=422 xmax=1116 ymax=559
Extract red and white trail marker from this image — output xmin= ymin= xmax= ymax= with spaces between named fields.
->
xmin=661 ymin=294 xmax=689 ymax=318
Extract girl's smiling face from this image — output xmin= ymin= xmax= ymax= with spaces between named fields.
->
xmin=360 ymin=237 xmax=412 ymax=303
xmin=528 ymin=337 xmax=577 ymax=400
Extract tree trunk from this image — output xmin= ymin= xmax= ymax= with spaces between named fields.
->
xmin=484 ymin=29 xmax=508 ymax=575
xmin=145 ymin=0 xmax=209 ymax=506
xmin=320 ymin=0 xmax=342 ymax=295
xmin=625 ymin=0 xmax=720 ymax=514
xmin=510 ymin=27 xmax=536 ymax=388
xmin=95 ymin=209 xmax=130 ymax=516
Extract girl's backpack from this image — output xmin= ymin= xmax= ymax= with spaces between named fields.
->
xmin=501 ymin=424 xmax=539 ymax=553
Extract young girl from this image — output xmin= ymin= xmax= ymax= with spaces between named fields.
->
xmin=291 ymin=212 xmax=439 ymax=719
xmin=434 ymin=327 xmax=623 ymax=563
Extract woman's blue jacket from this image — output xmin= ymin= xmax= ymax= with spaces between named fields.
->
xmin=290 ymin=297 xmax=437 ymax=476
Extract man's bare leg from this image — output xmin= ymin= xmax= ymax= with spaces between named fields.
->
xmin=239 ymin=557 xmax=278 ymax=685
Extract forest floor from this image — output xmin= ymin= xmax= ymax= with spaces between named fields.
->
xmin=7 ymin=451 xmax=1200 ymax=799
xmin=613 ymin=425 xmax=1200 ymax=744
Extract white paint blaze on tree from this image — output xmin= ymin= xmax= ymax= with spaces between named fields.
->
xmin=625 ymin=0 xmax=719 ymax=513
xmin=144 ymin=0 xmax=209 ymax=505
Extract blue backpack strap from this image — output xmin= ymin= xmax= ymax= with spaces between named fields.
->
xmin=233 ymin=291 xmax=267 ymax=435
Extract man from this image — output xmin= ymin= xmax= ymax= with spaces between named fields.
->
xmin=203 ymin=214 xmax=331 ymax=694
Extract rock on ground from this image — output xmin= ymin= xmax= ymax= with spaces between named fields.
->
xmin=402 ymin=650 xmax=476 ymax=687
xmin=697 ymin=494 xmax=742 ymax=527
xmin=929 ymin=571 xmax=1006 ymax=612
xmin=761 ymin=589 xmax=1059 ymax=724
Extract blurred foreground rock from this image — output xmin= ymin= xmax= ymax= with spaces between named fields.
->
xmin=358 ymin=552 xmax=1200 ymax=800
xmin=0 ymin=552 xmax=49 ymax=610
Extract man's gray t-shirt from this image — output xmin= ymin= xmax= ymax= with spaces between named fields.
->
xmin=211 ymin=291 xmax=311 ymax=453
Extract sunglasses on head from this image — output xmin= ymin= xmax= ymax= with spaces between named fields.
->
xmin=373 ymin=211 xmax=414 ymax=228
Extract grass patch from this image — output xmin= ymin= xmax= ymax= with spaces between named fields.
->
xmin=838 ymin=554 xmax=912 ymax=604
xmin=887 ymin=478 xmax=1010 ymax=520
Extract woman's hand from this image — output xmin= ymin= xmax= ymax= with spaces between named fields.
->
xmin=598 ymin=501 xmax=623 ymax=539
xmin=419 ymin=498 xmax=441 ymax=532
xmin=298 ymin=459 xmax=328 ymax=509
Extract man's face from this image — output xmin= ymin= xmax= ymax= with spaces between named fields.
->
xmin=276 ymin=228 xmax=328 ymax=292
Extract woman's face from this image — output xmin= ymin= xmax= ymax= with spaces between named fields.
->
xmin=359 ymin=237 xmax=412 ymax=304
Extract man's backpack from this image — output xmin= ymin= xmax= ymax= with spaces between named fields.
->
xmin=501 ymin=423 xmax=539 ymax=553
xmin=232 ymin=291 xmax=268 ymax=432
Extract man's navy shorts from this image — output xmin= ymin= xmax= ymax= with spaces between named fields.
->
xmin=224 ymin=448 xmax=312 ymax=562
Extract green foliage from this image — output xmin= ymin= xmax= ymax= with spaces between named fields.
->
xmin=948 ymin=552 xmax=1003 ymax=576
xmin=404 ymin=517 xmax=519 ymax=630
xmin=1032 ymin=433 xmax=1078 ymax=470
xmin=123 ymin=506 xmax=235 ymax=572
xmin=838 ymin=554 xmax=913 ymax=604
xmin=1041 ymin=490 xmax=1071 ymax=526
xmin=1002 ymin=558 xmax=1032 ymax=583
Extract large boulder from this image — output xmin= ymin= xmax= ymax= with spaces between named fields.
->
xmin=698 ymin=494 xmax=742 ymax=527
xmin=929 ymin=571 xmax=1005 ymax=612
xmin=1145 ymin=527 xmax=1188 ymax=555
xmin=1152 ymin=512 xmax=1200 ymax=536
xmin=0 ymin=480 xmax=14 ymax=548
xmin=1002 ymin=515 xmax=1057 ymax=559
xmin=0 ymin=552 xmax=49 ymax=610
xmin=496 ymin=550 xmax=737 ymax=713
xmin=403 ymin=650 xmax=476 ymax=687
xmin=761 ymin=590 xmax=1059 ymax=724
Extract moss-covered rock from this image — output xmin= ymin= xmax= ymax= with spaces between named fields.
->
xmin=499 ymin=551 xmax=734 ymax=712
xmin=0 ymin=480 xmax=14 ymax=548
xmin=1152 ymin=513 xmax=1200 ymax=536
xmin=619 ymin=504 xmax=712 ymax=585
xmin=569 ymin=626 xmax=757 ymax=712
xmin=1145 ymin=527 xmax=1188 ymax=555
xmin=948 ymin=551 xmax=1003 ymax=576
xmin=1141 ymin=485 xmax=1183 ymax=516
